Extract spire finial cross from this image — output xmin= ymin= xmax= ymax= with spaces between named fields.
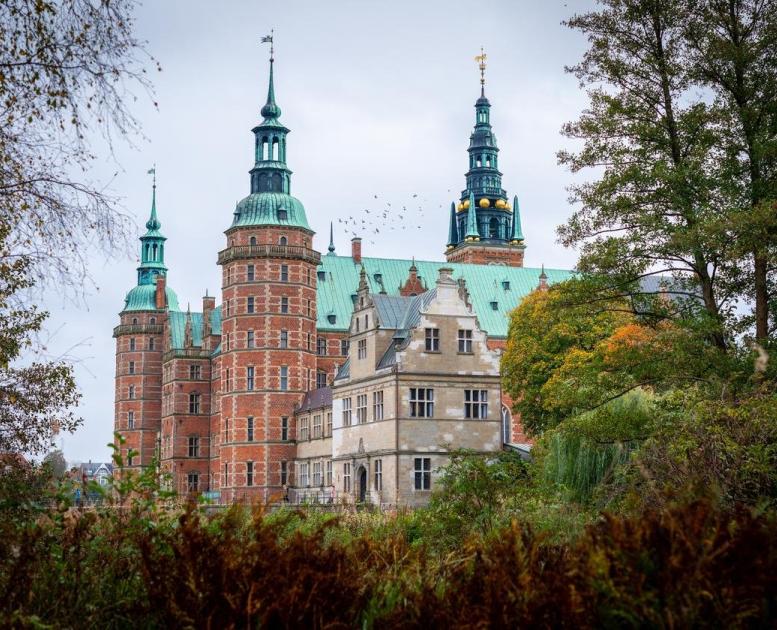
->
xmin=262 ymin=29 xmax=274 ymax=62
xmin=475 ymin=47 xmax=487 ymax=94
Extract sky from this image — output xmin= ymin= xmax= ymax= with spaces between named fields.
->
xmin=43 ymin=0 xmax=595 ymax=463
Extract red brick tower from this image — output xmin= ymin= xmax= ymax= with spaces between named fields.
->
xmin=114 ymin=177 xmax=178 ymax=473
xmin=216 ymin=50 xmax=321 ymax=503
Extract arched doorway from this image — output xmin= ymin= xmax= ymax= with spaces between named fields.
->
xmin=357 ymin=466 xmax=367 ymax=503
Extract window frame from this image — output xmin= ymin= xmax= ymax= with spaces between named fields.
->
xmin=457 ymin=329 xmax=473 ymax=353
xmin=409 ymin=388 xmax=434 ymax=418
xmin=424 ymin=328 xmax=440 ymax=352
xmin=414 ymin=457 xmax=431 ymax=490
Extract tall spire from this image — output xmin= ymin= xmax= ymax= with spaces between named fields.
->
xmin=465 ymin=191 xmax=479 ymax=240
xmin=328 ymin=221 xmax=336 ymax=254
xmin=510 ymin=195 xmax=524 ymax=242
xmin=447 ymin=202 xmax=458 ymax=248
xmin=475 ymin=47 xmax=487 ymax=97
xmin=260 ymin=30 xmax=281 ymax=120
xmin=137 ymin=169 xmax=167 ymax=286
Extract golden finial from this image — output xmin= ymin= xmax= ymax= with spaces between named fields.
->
xmin=474 ymin=47 xmax=487 ymax=94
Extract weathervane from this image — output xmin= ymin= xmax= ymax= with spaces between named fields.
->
xmin=147 ymin=164 xmax=156 ymax=189
xmin=261 ymin=29 xmax=274 ymax=62
xmin=475 ymin=47 xmax=487 ymax=93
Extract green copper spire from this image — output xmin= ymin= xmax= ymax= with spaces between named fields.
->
xmin=447 ymin=202 xmax=458 ymax=247
xmin=260 ymin=53 xmax=281 ymax=120
xmin=510 ymin=195 xmax=524 ymax=242
xmin=137 ymin=173 xmax=167 ymax=285
xmin=328 ymin=221 xmax=336 ymax=254
xmin=465 ymin=191 xmax=479 ymax=240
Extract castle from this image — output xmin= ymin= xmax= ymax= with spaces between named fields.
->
xmin=113 ymin=51 xmax=570 ymax=505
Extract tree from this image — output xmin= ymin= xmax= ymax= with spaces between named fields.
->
xmin=558 ymin=0 xmax=740 ymax=350
xmin=683 ymin=0 xmax=777 ymax=341
xmin=0 ymin=222 xmax=80 ymax=455
xmin=0 ymin=0 xmax=158 ymax=296
xmin=42 ymin=449 xmax=67 ymax=479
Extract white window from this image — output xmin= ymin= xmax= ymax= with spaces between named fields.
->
xmin=343 ymin=463 xmax=351 ymax=492
xmin=313 ymin=414 xmax=322 ymax=438
xmin=313 ymin=461 xmax=322 ymax=486
xmin=187 ymin=471 xmax=199 ymax=492
xmin=458 ymin=329 xmax=473 ymax=353
xmin=373 ymin=390 xmax=384 ymax=420
xmin=424 ymin=328 xmax=439 ymax=352
xmin=409 ymin=388 xmax=434 ymax=418
xmin=188 ymin=435 xmax=199 ymax=458
xmin=356 ymin=394 xmax=367 ymax=424
xmin=414 ymin=457 xmax=431 ymax=490
xmin=127 ymin=411 xmax=135 ymax=429
xmin=342 ymin=398 xmax=352 ymax=426
xmin=374 ymin=459 xmax=382 ymax=492
xmin=358 ymin=339 xmax=367 ymax=359
xmin=299 ymin=416 xmax=309 ymax=441
xmin=326 ymin=460 xmax=332 ymax=485
xmin=300 ymin=462 xmax=309 ymax=487
xmin=325 ymin=412 xmax=332 ymax=436
xmin=464 ymin=389 xmax=488 ymax=419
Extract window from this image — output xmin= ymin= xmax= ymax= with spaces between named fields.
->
xmin=501 ymin=406 xmax=511 ymax=444
xmin=502 ymin=280 xmax=510 ymax=290
xmin=129 ymin=337 xmax=136 ymax=351
xmin=306 ymin=268 xmax=311 ymax=285
xmin=190 ymin=365 xmax=201 ymax=380
xmin=414 ymin=457 xmax=431 ymax=490
xmin=249 ymin=236 xmax=257 ymax=246
xmin=317 ymin=337 xmax=327 ymax=356
xmin=127 ymin=411 xmax=135 ymax=429
xmin=299 ymin=416 xmax=309 ymax=441
xmin=279 ymin=235 xmax=288 ymax=246
xmin=316 ymin=371 xmax=327 ymax=389
xmin=188 ymin=435 xmax=199 ymax=458
xmin=313 ymin=461 xmax=322 ymax=486
xmin=300 ymin=462 xmax=309 ymax=487
xmin=224 ymin=333 xmax=230 ymax=352
xmin=246 ymin=366 xmax=254 ymax=391
xmin=425 ymin=328 xmax=440 ymax=352
xmin=490 ymin=300 xmax=498 ymax=310
xmin=247 ymin=330 xmax=255 ymax=348
xmin=342 ymin=397 xmax=352 ymax=426
xmin=187 ymin=472 xmax=199 ymax=492
xmin=127 ymin=453 xmax=134 ymax=466
xmin=325 ymin=412 xmax=332 ymax=436
xmin=246 ymin=461 xmax=254 ymax=487
xmin=148 ymin=337 xmax=155 ymax=351
xmin=281 ymin=297 xmax=289 ymax=314
xmin=280 ymin=264 xmax=289 ymax=282
xmin=340 ymin=339 xmax=349 ymax=356
xmin=313 ymin=414 xmax=322 ymax=438
xmin=128 ymin=361 xmax=135 ymax=375
xmin=307 ymin=299 xmax=312 ymax=317
xmin=326 ymin=460 xmax=332 ymax=485
xmin=223 ymin=463 xmax=228 ymax=487
xmin=317 ymin=270 xmax=326 ymax=282
xmin=247 ymin=296 xmax=255 ymax=314
xmin=247 ymin=264 xmax=254 ymax=282
xmin=307 ymin=333 xmax=312 ymax=351
xmin=279 ymin=330 xmax=287 ymax=348
xmin=131 ymin=317 xmax=138 ymax=325
xmin=280 ymin=461 xmax=288 ymax=485
xmin=409 ymin=388 xmax=434 ymax=418
xmin=189 ymin=392 xmax=201 ymax=414
xmin=224 ymin=417 xmax=230 ymax=441
xmin=343 ymin=463 xmax=351 ymax=492
xmin=280 ymin=366 xmax=288 ymax=390
xmin=128 ymin=385 xmax=135 ymax=399
xmin=356 ymin=394 xmax=367 ymax=424
xmin=247 ymin=416 xmax=254 ymax=442
xmin=373 ymin=390 xmax=384 ymax=420
xmin=465 ymin=389 xmax=488 ymax=419
xmin=458 ymin=329 xmax=473 ymax=353
xmin=374 ymin=459 xmax=382 ymax=492
xmin=357 ymin=339 xmax=367 ymax=359
xmin=225 ymin=368 xmax=231 ymax=392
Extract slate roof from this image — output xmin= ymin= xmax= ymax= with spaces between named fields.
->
xmin=297 ymin=387 xmax=332 ymax=413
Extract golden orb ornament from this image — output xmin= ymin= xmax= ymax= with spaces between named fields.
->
xmin=495 ymin=199 xmax=506 ymax=209
xmin=479 ymin=198 xmax=490 ymax=208
xmin=462 ymin=199 xmax=470 ymax=210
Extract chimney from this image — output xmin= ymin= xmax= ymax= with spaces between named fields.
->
xmin=437 ymin=267 xmax=454 ymax=284
xmin=202 ymin=292 xmax=215 ymax=346
xmin=351 ymin=237 xmax=362 ymax=264
xmin=155 ymin=275 xmax=167 ymax=309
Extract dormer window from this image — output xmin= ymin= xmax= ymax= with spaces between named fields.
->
xmin=327 ymin=313 xmax=336 ymax=324
xmin=502 ymin=281 xmax=510 ymax=291
xmin=373 ymin=273 xmax=382 ymax=283
xmin=317 ymin=270 xmax=326 ymax=282
xmin=351 ymin=293 xmax=357 ymax=305
xmin=490 ymin=300 xmax=498 ymax=310
xmin=277 ymin=208 xmax=288 ymax=221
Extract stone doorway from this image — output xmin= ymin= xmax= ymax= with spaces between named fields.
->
xmin=357 ymin=465 xmax=367 ymax=503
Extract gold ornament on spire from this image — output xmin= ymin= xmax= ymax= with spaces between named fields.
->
xmin=475 ymin=47 xmax=487 ymax=91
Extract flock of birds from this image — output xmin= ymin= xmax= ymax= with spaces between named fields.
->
xmin=335 ymin=190 xmax=452 ymax=245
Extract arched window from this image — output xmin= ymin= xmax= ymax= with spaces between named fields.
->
xmin=272 ymin=137 xmax=279 ymax=161
xmin=501 ymin=406 xmax=511 ymax=444
xmin=249 ymin=236 xmax=257 ymax=246
xmin=279 ymin=236 xmax=287 ymax=246
xmin=262 ymin=137 xmax=269 ymax=160
xmin=486 ymin=157 xmax=491 ymax=168
xmin=152 ymin=243 xmax=158 ymax=260
xmin=476 ymin=157 xmax=482 ymax=168
xmin=150 ymin=317 xmax=156 ymax=324
xmin=145 ymin=244 xmax=150 ymax=260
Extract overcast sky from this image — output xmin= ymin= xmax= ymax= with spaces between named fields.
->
xmin=44 ymin=0 xmax=596 ymax=463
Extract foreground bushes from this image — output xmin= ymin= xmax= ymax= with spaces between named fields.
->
xmin=1 ymin=497 xmax=775 ymax=628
